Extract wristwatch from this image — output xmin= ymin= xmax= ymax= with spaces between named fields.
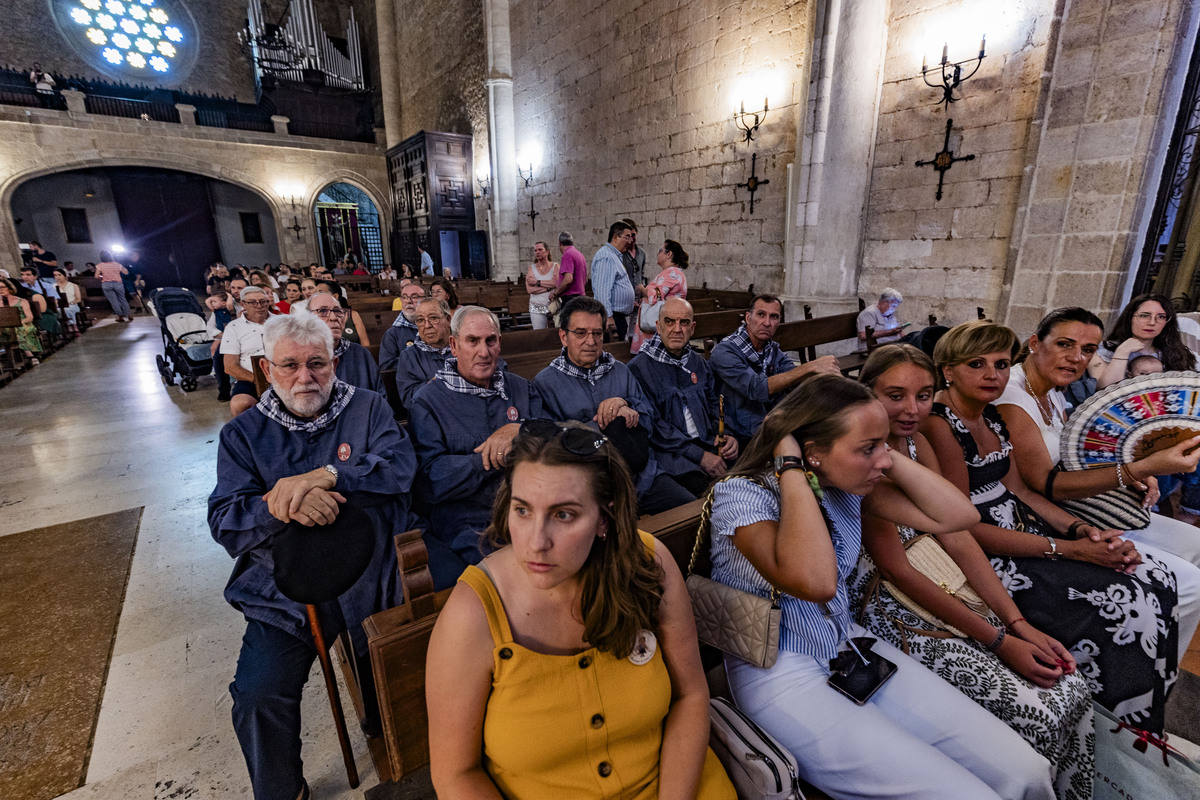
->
xmin=323 ymin=464 xmax=339 ymax=484
xmin=774 ymin=455 xmax=805 ymax=479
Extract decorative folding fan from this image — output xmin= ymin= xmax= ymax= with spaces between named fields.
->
xmin=1060 ymin=371 xmax=1200 ymax=470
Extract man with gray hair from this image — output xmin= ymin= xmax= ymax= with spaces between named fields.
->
xmin=408 ymin=306 xmax=542 ymax=588
xmin=220 ymin=284 xmax=272 ymax=417
xmin=306 ymin=291 xmax=384 ymax=395
xmin=209 ymin=313 xmax=416 ymax=800
xmin=555 ymin=230 xmax=588 ymax=301
xmin=857 ymin=287 xmax=906 ymax=344
xmin=393 ymin=297 xmax=453 ymax=408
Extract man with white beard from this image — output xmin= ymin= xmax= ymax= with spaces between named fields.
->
xmin=209 ymin=313 xmax=416 ymax=800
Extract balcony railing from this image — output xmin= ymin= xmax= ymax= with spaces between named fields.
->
xmin=196 ymin=108 xmax=274 ymax=133
xmin=83 ymin=94 xmax=181 ymax=123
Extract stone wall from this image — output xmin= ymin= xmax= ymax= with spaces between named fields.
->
xmin=506 ymin=0 xmax=810 ymax=291
xmin=857 ymin=0 xmax=1058 ymax=331
xmin=1002 ymin=0 xmax=1198 ymax=336
xmin=0 ymin=104 xmax=389 ymax=277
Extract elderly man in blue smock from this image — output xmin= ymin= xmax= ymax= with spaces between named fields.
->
xmin=208 ymin=313 xmax=417 ymax=800
xmin=629 ymin=297 xmax=739 ymax=497
xmin=710 ymin=294 xmax=841 ymax=448
xmin=393 ymin=297 xmax=453 ymax=408
xmin=378 ymin=281 xmax=426 ymax=369
xmin=305 ymin=291 xmax=384 ymax=395
xmin=533 ymin=296 xmax=696 ymax=514
xmin=591 ymin=220 xmax=638 ymax=340
xmin=408 ymin=306 xmax=543 ymax=588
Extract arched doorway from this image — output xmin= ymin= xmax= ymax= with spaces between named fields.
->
xmin=11 ymin=167 xmax=278 ymax=291
xmin=314 ymin=182 xmax=383 ymax=270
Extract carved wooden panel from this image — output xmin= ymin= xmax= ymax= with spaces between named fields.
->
xmin=386 ymin=130 xmax=479 ymax=272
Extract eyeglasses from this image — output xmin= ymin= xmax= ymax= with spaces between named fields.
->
xmin=313 ymin=308 xmax=349 ymax=319
xmin=567 ymin=328 xmax=605 ymax=341
xmin=401 ymin=292 xmax=426 ymax=300
xmin=519 ymin=419 xmax=608 ymax=456
xmin=413 ymin=315 xmax=445 ymax=326
xmin=243 ymin=300 xmax=271 ymax=307
xmin=267 ymin=359 xmax=333 ymax=376
xmin=1133 ymin=312 xmax=1169 ymax=323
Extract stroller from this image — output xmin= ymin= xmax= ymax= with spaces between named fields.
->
xmin=147 ymin=288 xmax=213 ymax=392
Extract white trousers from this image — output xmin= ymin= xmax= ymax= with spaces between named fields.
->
xmin=726 ymin=625 xmax=1055 ymax=800
xmin=1126 ymin=512 xmax=1200 ymax=653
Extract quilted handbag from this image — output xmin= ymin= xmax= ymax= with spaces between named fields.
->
xmin=1059 ymin=487 xmax=1150 ymax=532
xmin=709 ymin=697 xmax=805 ymax=800
xmin=686 ymin=478 xmax=781 ymax=669
xmin=879 ymin=534 xmax=991 ymax=638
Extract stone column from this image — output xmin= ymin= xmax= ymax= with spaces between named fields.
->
xmin=175 ymin=103 xmax=196 ymax=126
xmin=785 ymin=0 xmax=889 ymax=317
xmin=376 ymin=0 xmax=403 ymax=148
xmin=60 ymin=89 xmax=87 ymax=114
xmin=483 ymin=0 xmax=520 ymax=280
xmin=271 ymin=115 xmax=290 ymax=136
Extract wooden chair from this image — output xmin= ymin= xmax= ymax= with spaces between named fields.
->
xmin=503 ymin=293 xmax=532 ymax=331
xmin=0 ymin=306 xmax=30 ymax=372
xmin=776 ymin=312 xmax=870 ymax=375
xmin=250 ymin=354 xmax=269 ymax=397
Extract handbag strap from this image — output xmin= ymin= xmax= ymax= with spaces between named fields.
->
xmin=687 ymin=474 xmax=781 ymax=602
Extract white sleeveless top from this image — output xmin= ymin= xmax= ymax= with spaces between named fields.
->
xmin=995 ymin=364 xmax=1066 ymax=464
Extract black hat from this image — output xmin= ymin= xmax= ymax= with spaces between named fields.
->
xmin=601 ymin=418 xmax=650 ymax=474
xmin=273 ymin=502 xmax=376 ymax=604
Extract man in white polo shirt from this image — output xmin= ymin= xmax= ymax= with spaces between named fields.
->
xmin=220 ymin=285 xmax=271 ymax=417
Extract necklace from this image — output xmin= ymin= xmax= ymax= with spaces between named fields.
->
xmin=1024 ymin=374 xmax=1063 ymax=432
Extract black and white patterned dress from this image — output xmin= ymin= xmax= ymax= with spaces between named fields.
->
xmin=849 ymin=438 xmax=1094 ymax=800
xmin=930 ymin=402 xmax=1180 ymax=735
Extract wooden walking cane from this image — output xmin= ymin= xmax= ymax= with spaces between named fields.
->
xmin=306 ymin=604 xmax=361 ymax=788
xmin=717 ymin=395 xmax=726 ymax=452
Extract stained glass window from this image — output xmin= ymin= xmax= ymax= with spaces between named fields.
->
xmin=52 ymin=0 xmax=196 ymax=80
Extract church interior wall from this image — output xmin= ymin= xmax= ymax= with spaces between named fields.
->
xmin=505 ymin=0 xmax=810 ymax=292
xmin=207 ymin=180 xmax=282 ymax=268
xmin=11 ymin=171 xmax=125 ymax=268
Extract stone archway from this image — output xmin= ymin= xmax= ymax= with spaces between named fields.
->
xmin=314 ymin=181 xmax=387 ymax=269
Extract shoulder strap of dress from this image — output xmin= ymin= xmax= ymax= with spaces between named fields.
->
xmin=458 ymin=564 xmax=514 ymax=646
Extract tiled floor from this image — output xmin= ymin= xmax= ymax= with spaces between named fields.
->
xmin=0 ymin=316 xmax=378 ymax=799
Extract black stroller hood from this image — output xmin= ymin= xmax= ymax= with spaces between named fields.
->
xmin=149 ymin=287 xmax=206 ymax=320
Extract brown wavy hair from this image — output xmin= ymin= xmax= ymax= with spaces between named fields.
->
xmin=1105 ymin=293 xmax=1196 ymax=372
xmin=859 ymin=343 xmax=937 ymax=389
xmin=486 ymin=421 xmax=663 ymax=658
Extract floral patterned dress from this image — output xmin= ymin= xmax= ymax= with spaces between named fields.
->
xmin=630 ymin=266 xmax=687 ymax=353
xmin=849 ymin=438 xmax=1094 ymax=800
xmin=930 ymin=402 xmax=1180 ymax=735
xmin=2 ymin=296 xmax=42 ymax=354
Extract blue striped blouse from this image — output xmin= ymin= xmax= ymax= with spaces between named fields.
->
xmin=709 ymin=475 xmax=863 ymax=662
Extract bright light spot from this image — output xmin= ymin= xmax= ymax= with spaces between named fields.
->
xmin=111 ymin=33 xmax=131 ymax=48
xmin=164 ymin=25 xmax=181 ymax=42
xmin=275 ymin=181 xmax=306 ymax=202
xmin=149 ymin=8 xmax=167 ymax=24
xmin=120 ymin=19 xmax=139 ymax=34
xmin=140 ymin=0 xmax=154 ymax=4
xmin=102 ymin=47 xmax=122 ymax=64
xmin=143 ymin=23 xmax=160 ymax=38
xmin=156 ymin=41 xmax=175 ymax=57
xmin=137 ymin=38 xmax=153 ymax=53
xmin=149 ymin=56 xmax=168 ymax=72
xmin=82 ymin=0 xmax=101 ymax=8
xmin=128 ymin=5 xmax=145 ymax=19
xmin=86 ymin=28 xmax=107 ymax=44
xmin=916 ymin=5 xmax=1020 ymax=68
xmin=111 ymin=244 xmax=126 ymax=253
xmin=729 ymin=68 xmax=783 ymax=115
xmin=70 ymin=8 xmax=92 ymax=24
xmin=105 ymin=0 xmax=124 ymax=13
xmin=126 ymin=52 xmax=146 ymax=68
xmin=97 ymin=13 xmax=116 ymax=29
xmin=518 ymin=143 xmax=542 ymax=173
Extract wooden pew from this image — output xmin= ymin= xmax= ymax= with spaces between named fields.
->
xmin=501 ymin=340 xmax=632 ymax=381
xmin=377 ymin=368 xmax=407 ymax=421
xmin=500 ymin=327 xmax=561 ymax=355
xmin=775 ymin=311 xmax=870 ymax=375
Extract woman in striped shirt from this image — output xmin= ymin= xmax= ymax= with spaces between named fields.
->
xmin=708 ymin=374 xmax=1056 ymax=800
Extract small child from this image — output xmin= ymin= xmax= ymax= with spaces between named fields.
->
xmin=1126 ymin=353 xmax=1164 ymax=377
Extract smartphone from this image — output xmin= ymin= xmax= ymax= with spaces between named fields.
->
xmin=827 ymin=648 xmax=898 ymax=705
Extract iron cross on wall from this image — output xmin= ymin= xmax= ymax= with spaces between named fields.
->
xmin=737 ymin=153 xmax=770 ymax=214
xmin=915 ymin=118 xmax=975 ymax=201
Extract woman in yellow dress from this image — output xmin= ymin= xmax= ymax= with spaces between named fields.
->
xmin=426 ymin=419 xmax=734 ymax=799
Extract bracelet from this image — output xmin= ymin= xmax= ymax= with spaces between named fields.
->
xmin=1066 ymin=520 xmax=1086 ymax=538
xmin=1116 ymin=462 xmax=1126 ymax=490
xmin=984 ymin=626 xmax=1007 ymax=653
xmin=1043 ymin=536 xmax=1062 ymax=560
xmin=1007 ymin=617 xmax=1027 ymax=628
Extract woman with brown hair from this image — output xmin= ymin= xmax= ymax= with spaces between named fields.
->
xmin=709 ymin=373 xmax=1054 ymax=800
xmin=426 ymin=420 xmax=734 ymax=799
xmin=0 ymin=278 xmax=42 ymax=363
xmin=1088 ymin=293 xmax=1196 ymax=389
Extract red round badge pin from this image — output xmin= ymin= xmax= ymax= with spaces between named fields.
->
xmin=507 ymin=406 xmax=519 ymax=421
xmin=337 ymin=443 xmax=352 ymax=461
xmin=691 ymin=372 xmax=698 ymax=384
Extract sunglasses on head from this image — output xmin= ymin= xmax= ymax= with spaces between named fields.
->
xmin=518 ymin=419 xmax=607 ymax=456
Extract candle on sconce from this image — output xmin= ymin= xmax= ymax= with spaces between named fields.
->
xmin=922 ymin=52 xmax=927 ymax=73
xmin=941 ymin=43 xmax=948 ymax=64
xmin=979 ymin=34 xmax=986 ymax=58
xmin=740 ymin=100 xmax=745 ymax=114
xmin=763 ymin=97 xmax=768 ymax=112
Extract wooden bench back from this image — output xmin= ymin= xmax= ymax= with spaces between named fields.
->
xmin=501 ymin=327 xmax=562 ymax=355
xmin=0 ymin=306 xmax=21 ymax=328
xmin=691 ymin=309 xmax=745 ymax=341
xmin=250 ymin=354 xmax=269 ymax=397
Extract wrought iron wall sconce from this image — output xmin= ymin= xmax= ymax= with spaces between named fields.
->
xmin=921 ymin=36 xmax=986 ymax=109
xmin=518 ymin=163 xmax=535 ymax=187
xmin=733 ymin=98 xmax=769 ymax=143
xmin=475 ymin=170 xmax=491 ymax=199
